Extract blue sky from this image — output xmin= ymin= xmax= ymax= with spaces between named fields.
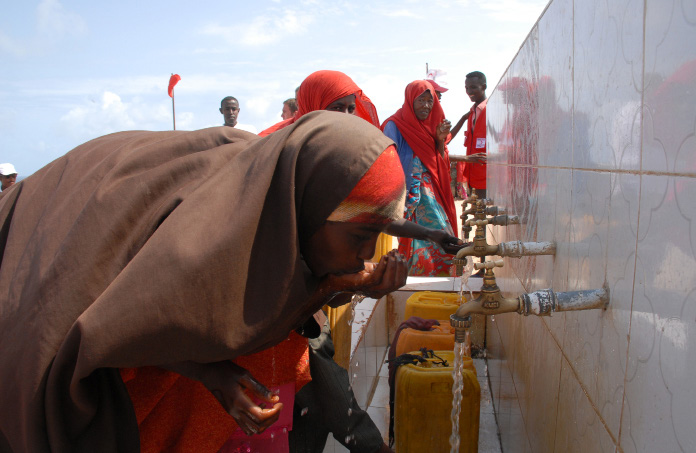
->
xmin=1 ymin=0 xmax=548 ymax=176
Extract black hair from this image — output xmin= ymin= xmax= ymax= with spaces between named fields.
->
xmin=220 ymin=96 xmax=239 ymax=108
xmin=466 ymin=71 xmax=487 ymax=85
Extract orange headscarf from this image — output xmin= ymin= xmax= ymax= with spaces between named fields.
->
xmin=381 ymin=80 xmax=458 ymax=237
xmin=259 ymin=70 xmax=380 ymax=136
xmin=328 ymin=145 xmax=406 ymax=225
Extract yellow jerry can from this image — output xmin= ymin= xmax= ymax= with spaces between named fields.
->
xmin=394 ymin=321 xmax=456 ymax=357
xmin=404 ymin=291 xmax=465 ymax=321
xmin=395 ymin=350 xmax=480 ymax=453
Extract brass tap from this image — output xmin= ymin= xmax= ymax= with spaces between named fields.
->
xmin=450 ymin=261 xmax=521 ymax=342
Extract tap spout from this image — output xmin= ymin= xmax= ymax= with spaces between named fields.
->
xmin=520 ymin=288 xmax=609 ymax=316
xmin=496 ymin=240 xmax=556 ymax=258
xmin=450 ymin=287 xmax=610 ymax=343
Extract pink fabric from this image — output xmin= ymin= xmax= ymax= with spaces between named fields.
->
xmin=218 ymin=383 xmax=295 ymax=453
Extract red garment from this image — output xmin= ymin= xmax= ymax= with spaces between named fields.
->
xmin=381 ymin=80 xmax=458 ymax=237
xmin=259 ymin=70 xmax=379 ymax=136
xmin=120 ymin=332 xmax=311 ymax=453
xmin=463 ymin=99 xmax=487 ymax=189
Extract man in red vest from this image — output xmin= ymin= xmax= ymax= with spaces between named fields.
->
xmin=460 ymin=71 xmax=488 ymax=199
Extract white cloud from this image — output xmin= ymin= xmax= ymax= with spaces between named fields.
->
xmin=477 ymin=0 xmax=547 ymax=23
xmin=36 ymin=0 xmax=87 ymax=39
xmin=201 ymin=8 xmax=314 ymax=47
xmin=381 ymin=9 xmax=418 ymax=18
xmin=59 ymin=91 xmax=192 ymax=141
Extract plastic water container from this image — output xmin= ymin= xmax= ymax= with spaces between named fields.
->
xmin=404 ymin=291 xmax=465 ymax=321
xmin=395 ymin=350 xmax=480 ymax=453
xmin=394 ymin=321 xmax=456 ymax=357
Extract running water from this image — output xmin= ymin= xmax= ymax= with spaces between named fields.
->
xmin=449 ymin=341 xmax=466 ymax=452
xmin=458 ymin=259 xmax=475 ymax=303
xmin=347 ymin=293 xmax=366 ymax=326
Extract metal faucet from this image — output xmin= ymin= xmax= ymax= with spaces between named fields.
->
xmin=450 ymin=196 xmax=607 ymax=343
xmin=450 ymin=281 xmax=609 ymax=343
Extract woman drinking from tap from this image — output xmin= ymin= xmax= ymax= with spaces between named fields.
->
xmin=0 ymin=112 xmax=408 ymax=452
xmin=382 ymin=80 xmax=459 ymax=276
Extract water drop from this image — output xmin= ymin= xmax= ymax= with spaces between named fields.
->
xmin=301 ymin=407 xmax=309 ymax=416
xmin=283 ymin=428 xmax=287 ymax=434
xmin=353 ymin=373 xmax=358 ymax=379
xmin=491 ymin=315 xmax=495 ymax=322
xmin=347 ymin=408 xmax=353 ymax=416
xmin=355 ymin=361 xmax=359 ymax=367
xmin=270 ymin=433 xmax=275 ymax=439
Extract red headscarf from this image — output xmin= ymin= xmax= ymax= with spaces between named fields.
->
xmin=259 ymin=70 xmax=380 ymax=136
xmin=381 ymin=80 xmax=457 ymax=236
xmin=327 ymin=145 xmax=406 ymax=225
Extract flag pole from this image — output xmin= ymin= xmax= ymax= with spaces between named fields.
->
xmin=171 ymin=73 xmax=176 ymax=130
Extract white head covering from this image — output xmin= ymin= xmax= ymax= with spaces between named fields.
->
xmin=0 ymin=163 xmax=17 ymax=176
xmin=426 ymin=69 xmax=449 ymax=92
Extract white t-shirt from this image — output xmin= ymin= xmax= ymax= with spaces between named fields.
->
xmin=234 ymin=123 xmax=258 ymax=134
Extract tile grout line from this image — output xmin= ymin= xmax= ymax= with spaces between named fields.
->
xmin=487 ymin=162 xmax=696 ymax=178
xmin=615 ymin=0 xmax=648 ymax=449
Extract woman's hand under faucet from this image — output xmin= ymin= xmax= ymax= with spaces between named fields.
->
xmin=425 ymin=229 xmax=468 ymax=255
xmin=324 ymin=249 xmax=408 ymax=303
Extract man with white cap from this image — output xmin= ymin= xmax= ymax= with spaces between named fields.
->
xmin=0 ymin=163 xmax=17 ymax=191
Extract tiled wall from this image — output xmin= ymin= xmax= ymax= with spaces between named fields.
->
xmin=484 ymin=0 xmax=696 ymax=451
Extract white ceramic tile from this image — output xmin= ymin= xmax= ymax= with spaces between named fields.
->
xmin=537 ymin=0 xmax=573 ymax=168
xmin=642 ymin=0 xmax=696 ymax=176
xmin=621 ymin=175 xmax=696 ymax=452
xmin=554 ymin=359 xmax=618 ymax=453
xmin=513 ymin=316 xmax=563 ymax=453
xmin=364 ymin=297 xmax=387 ymax=348
xmin=478 ymin=411 xmax=503 ymax=453
xmin=365 ymin=406 xmax=389 ymax=444
xmin=368 ymin=376 xmax=389 ymax=409
xmin=573 ymin=0 xmax=644 ymax=171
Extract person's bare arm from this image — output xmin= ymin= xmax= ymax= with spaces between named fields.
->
xmin=449 ymin=153 xmax=487 ymax=164
xmin=385 ymin=219 xmax=465 ymax=254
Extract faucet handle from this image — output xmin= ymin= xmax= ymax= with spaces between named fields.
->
xmin=489 ymin=214 xmax=520 ymax=226
xmin=485 ymin=206 xmax=507 ymax=216
xmin=466 ymin=219 xmax=489 ymax=227
xmin=474 ymin=259 xmax=504 ymax=270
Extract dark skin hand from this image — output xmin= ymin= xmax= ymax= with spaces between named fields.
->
xmin=435 ymin=119 xmax=451 ymax=157
xmin=450 ymin=152 xmax=487 ymax=164
xmin=384 ymin=219 xmax=466 ymax=255
xmin=161 ymin=360 xmax=282 ymax=436
xmin=323 ymin=249 xmax=409 ymax=307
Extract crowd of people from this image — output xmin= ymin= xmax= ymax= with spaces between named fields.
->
xmin=0 ymin=68 xmax=488 ymax=453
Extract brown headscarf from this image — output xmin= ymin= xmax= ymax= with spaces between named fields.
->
xmin=0 ymin=111 xmax=399 ymax=452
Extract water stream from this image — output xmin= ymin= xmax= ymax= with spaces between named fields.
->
xmin=449 ymin=341 xmax=466 ymax=452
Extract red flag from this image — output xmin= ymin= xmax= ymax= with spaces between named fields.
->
xmin=168 ymin=74 xmax=181 ymax=97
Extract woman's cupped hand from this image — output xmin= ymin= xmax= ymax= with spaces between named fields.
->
xmin=326 ymin=249 xmax=408 ymax=299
